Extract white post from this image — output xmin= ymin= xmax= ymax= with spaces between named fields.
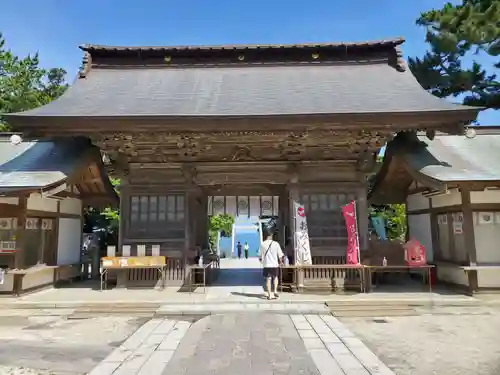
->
xmin=258 ymin=220 xmax=264 ymax=244
xmin=216 ymin=230 xmax=221 ymax=256
xmin=231 ymin=223 xmax=236 ymax=258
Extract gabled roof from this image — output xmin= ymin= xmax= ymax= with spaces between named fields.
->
xmin=0 ymin=135 xmax=117 ymax=204
xmin=370 ymin=127 xmax=500 ymax=203
xmin=3 ymin=38 xmax=479 ymax=122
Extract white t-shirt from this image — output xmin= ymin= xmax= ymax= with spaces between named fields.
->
xmin=258 ymin=239 xmax=284 ymax=268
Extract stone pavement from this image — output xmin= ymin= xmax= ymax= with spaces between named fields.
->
xmin=89 ymin=314 xmax=395 ymax=375
xmin=5 ymin=258 xmax=489 ymax=309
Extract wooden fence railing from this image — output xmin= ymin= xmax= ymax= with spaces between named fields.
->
xmin=281 ymin=256 xmax=364 ymax=292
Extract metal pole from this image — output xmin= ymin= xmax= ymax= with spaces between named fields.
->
xmin=353 ymin=200 xmax=361 ymax=264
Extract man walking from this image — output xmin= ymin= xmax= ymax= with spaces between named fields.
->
xmin=258 ymin=227 xmax=284 ymax=300
xmin=236 ymin=241 xmax=242 ymax=259
xmin=243 ymin=241 xmax=249 ymax=259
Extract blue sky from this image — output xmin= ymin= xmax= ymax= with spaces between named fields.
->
xmin=1 ymin=0 xmax=498 ymax=124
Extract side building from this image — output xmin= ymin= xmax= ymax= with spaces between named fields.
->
xmin=0 ymin=135 xmax=117 ymax=295
xmin=370 ymin=127 xmax=500 ymax=294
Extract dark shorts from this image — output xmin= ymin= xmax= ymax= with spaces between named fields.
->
xmin=263 ymin=267 xmax=279 ymax=278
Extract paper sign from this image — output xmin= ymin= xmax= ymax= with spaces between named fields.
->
xmin=293 ymin=201 xmax=312 ymax=265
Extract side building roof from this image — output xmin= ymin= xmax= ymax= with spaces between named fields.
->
xmin=3 ymin=38 xmax=479 ymax=132
xmin=0 ymin=135 xmax=117 ymax=205
xmin=369 ymin=127 xmax=500 ymax=204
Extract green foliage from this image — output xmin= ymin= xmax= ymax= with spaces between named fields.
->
xmin=370 ymin=204 xmax=407 ymax=241
xmin=0 ymin=33 xmax=68 ymax=130
xmin=208 ymin=214 xmax=235 ymax=251
xmin=409 ymin=0 xmax=500 ymax=110
xmin=83 ymin=178 xmax=120 ymax=247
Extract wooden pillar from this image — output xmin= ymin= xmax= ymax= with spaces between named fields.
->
xmin=117 ymin=178 xmax=129 ymax=253
xmin=194 ymin=194 xmax=208 ymax=249
xmin=356 ymin=184 xmax=369 ymax=252
xmin=288 ymin=183 xmax=304 ymax=291
xmin=199 ymin=195 xmax=209 ymax=249
xmin=460 ymin=186 xmax=478 ymax=293
xmin=278 ymin=187 xmax=288 ymax=250
xmin=429 ymin=198 xmax=438 ymax=263
xmin=184 ymin=190 xmax=190 ymax=264
xmin=14 ymin=195 xmax=28 ymax=269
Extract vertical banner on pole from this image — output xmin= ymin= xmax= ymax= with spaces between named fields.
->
xmin=341 ymin=200 xmax=360 ymax=264
xmin=293 ymin=201 xmax=312 ymax=265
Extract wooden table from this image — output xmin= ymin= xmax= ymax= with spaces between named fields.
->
xmin=188 ymin=263 xmax=213 ymax=294
xmin=364 ymin=265 xmax=435 ymax=293
xmin=100 ymin=265 xmax=166 ymax=290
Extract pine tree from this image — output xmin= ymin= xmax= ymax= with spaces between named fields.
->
xmin=409 ymin=0 xmax=500 ymax=109
xmin=0 ymin=33 xmax=68 ymax=130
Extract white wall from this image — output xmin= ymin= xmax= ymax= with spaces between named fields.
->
xmin=407 ymin=213 xmax=433 ymax=261
xmin=431 ymin=190 xmax=462 ymax=208
xmin=470 ymin=190 xmax=500 ymax=204
xmin=436 ymin=264 xmax=469 ymax=286
xmin=0 ymin=197 xmax=19 ymax=205
xmin=57 ymin=218 xmax=82 ymax=265
xmin=59 ymin=198 xmax=82 ymax=215
xmin=27 ymin=194 xmax=58 ymax=212
xmin=474 ymin=212 xmax=500 ymax=263
xmin=407 ymin=193 xmax=429 ymax=212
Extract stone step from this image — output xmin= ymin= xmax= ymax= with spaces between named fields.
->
xmin=331 ymin=309 xmax=417 ymax=317
xmin=59 ymin=302 xmax=330 ymax=317
xmin=329 ymin=304 xmax=417 ymax=311
xmin=156 ymin=302 xmax=330 ymax=315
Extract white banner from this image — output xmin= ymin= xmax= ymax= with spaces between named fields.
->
xmin=293 ymin=201 xmax=312 ymax=265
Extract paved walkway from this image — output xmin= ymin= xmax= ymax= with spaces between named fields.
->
xmin=6 ymin=257 xmax=482 ymax=308
xmin=89 ymin=314 xmax=395 ymax=375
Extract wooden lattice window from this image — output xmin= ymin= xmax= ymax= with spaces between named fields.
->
xmin=301 ymin=193 xmax=356 ymax=248
xmin=129 ymin=195 xmax=185 ymax=238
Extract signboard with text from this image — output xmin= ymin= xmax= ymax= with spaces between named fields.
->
xmin=293 ymin=201 xmax=312 ymax=265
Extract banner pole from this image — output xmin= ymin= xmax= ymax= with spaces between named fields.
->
xmin=292 ymin=201 xmax=297 ymax=265
xmin=353 ymin=200 xmax=361 ymax=264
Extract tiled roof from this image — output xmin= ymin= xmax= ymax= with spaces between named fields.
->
xmin=405 ymin=131 xmax=500 ymax=182
xmin=0 ymin=136 xmax=90 ymax=191
xmin=6 ymin=62 xmax=474 ymax=118
xmin=3 ymin=38 xmax=480 ymax=119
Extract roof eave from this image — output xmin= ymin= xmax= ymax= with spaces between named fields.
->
xmin=3 ymin=106 xmax=482 ymax=122
xmin=78 ymin=37 xmax=406 ymax=54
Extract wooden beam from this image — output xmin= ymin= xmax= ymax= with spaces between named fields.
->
xmin=407 ymin=202 xmax=500 ymax=216
xmin=460 ymin=187 xmax=477 ymax=264
xmin=460 ymin=186 xmax=479 ymax=294
xmin=14 ymin=196 xmax=28 ymax=269
xmin=429 ymin=198 xmax=439 ymax=262
xmin=117 ymin=178 xmax=128 ymax=253
xmin=356 ymin=184 xmax=369 ymax=251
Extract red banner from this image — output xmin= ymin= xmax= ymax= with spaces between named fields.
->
xmin=342 ymin=201 xmax=360 ymax=264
